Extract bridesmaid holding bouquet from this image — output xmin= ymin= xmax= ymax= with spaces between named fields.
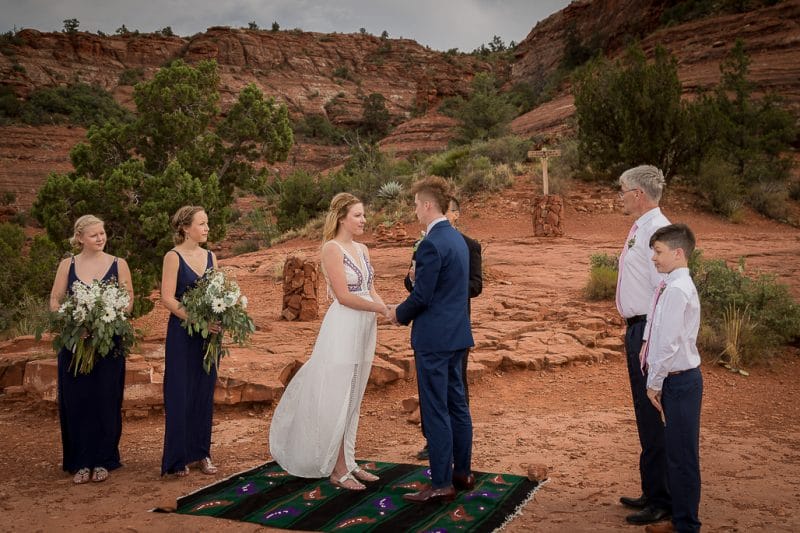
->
xmin=49 ymin=215 xmax=133 ymax=484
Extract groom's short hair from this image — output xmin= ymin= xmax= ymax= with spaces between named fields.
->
xmin=412 ymin=176 xmax=451 ymax=214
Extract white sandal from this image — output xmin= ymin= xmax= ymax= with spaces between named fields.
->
xmin=73 ymin=467 xmax=90 ymax=484
xmin=91 ymin=467 xmax=109 ymax=482
xmin=351 ymin=466 xmax=379 ymax=482
xmin=199 ymin=457 xmax=218 ymax=475
xmin=330 ymin=472 xmax=365 ymax=490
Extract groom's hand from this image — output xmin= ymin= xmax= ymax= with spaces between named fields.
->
xmin=387 ymin=304 xmax=399 ymax=325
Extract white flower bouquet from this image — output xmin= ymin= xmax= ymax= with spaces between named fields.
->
xmin=180 ymin=269 xmax=255 ymax=373
xmin=52 ymin=278 xmax=135 ymax=375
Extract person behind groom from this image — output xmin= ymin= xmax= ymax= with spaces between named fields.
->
xmin=388 ymin=176 xmax=474 ymax=504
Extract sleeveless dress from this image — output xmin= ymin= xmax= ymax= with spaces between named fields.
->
xmin=57 ymin=257 xmax=126 ymax=474
xmin=161 ymin=249 xmax=217 ymax=475
xmin=269 ymin=242 xmax=377 ymax=478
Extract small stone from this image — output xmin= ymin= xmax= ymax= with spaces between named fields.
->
xmin=527 ymin=463 xmax=549 ymax=482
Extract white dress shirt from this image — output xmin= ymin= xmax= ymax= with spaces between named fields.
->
xmin=644 ymin=267 xmax=702 ymax=391
xmin=617 ymin=207 xmax=670 ymax=318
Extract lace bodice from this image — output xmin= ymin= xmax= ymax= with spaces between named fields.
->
xmin=327 ymin=241 xmax=374 ymax=297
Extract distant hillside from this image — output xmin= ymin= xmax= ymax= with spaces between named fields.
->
xmin=510 ymin=0 xmax=800 ymax=137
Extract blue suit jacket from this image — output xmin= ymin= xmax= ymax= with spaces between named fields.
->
xmin=396 ymin=220 xmax=474 ymax=353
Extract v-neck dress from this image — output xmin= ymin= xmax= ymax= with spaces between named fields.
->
xmin=269 ymin=241 xmax=377 ymax=478
xmin=161 ymin=249 xmax=217 ymax=475
xmin=57 ymin=256 xmax=126 ymax=474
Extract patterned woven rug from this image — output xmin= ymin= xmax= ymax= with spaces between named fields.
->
xmin=169 ymin=460 xmax=541 ymax=532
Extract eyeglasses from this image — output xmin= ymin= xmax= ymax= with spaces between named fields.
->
xmin=618 ymin=188 xmax=640 ymax=198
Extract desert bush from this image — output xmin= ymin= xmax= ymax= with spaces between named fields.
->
xmin=7 ymin=295 xmax=50 ymax=338
xmin=293 ymin=114 xmax=346 ymax=144
xmin=244 ymin=206 xmax=280 ymax=245
xmin=232 ymin=239 xmax=260 ymax=256
xmin=0 ymin=223 xmax=61 ymax=334
xmin=695 ymin=156 xmax=744 ymax=220
xmin=17 ymin=83 xmax=131 ymax=127
xmin=458 ymin=155 xmax=496 ymax=195
xmin=584 ymin=252 xmax=618 ymax=301
xmin=275 ymin=170 xmax=329 ymax=231
xmin=452 ymin=73 xmax=516 ymax=144
xmin=118 ymin=67 xmax=145 ymax=86
xmin=748 ymin=181 xmax=789 ymax=221
xmin=691 ymin=252 xmax=800 ymax=364
xmin=469 ymin=135 xmax=532 ymax=165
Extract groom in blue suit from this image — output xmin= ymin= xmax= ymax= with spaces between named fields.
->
xmin=389 ymin=176 xmax=474 ymax=503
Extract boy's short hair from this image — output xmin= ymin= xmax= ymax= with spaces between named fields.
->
xmin=649 ymin=223 xmax=696 ymax=257
xmin=411 ymin=176 xmax=451 ymax=214
xmin=619 ymin=165 xmax=666 ymax=203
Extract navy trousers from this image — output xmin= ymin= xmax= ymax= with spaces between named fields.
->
xmin=416 ymin=348 xmax=472 ymax=488
xmin=663 ymin=368 xmax=703 ymax=533
xmin=624 ymin=321 xmax=671 ymax=509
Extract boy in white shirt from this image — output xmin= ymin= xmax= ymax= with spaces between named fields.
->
xmin=642 ymin=223 xmax=702 ymax=533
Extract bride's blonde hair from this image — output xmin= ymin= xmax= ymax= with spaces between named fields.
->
xmin=322 ymin=193 xmax=361 ymax=242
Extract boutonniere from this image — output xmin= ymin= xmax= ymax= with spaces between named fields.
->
xmin=412 ymin=231 xmax=426 ymax=252
xmin=627 ymin=235 xmax=636 ymax=249
xmin=658 ymin=281 xmax=667 ymax=295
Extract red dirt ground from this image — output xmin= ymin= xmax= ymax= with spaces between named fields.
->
xmin=1 ymin=177 xmax=799 ymax=532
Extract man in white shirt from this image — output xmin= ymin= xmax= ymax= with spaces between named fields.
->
xmin=643 ymin=223 xmax=703 ymax=533
xmin=615 ymin=165 xmax=672 ymax=525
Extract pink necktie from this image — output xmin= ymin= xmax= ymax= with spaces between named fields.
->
xmin=616 ymin=223 xmax=638 ymax=316
xmin=641 ymin=280 xmax=667 ymax=373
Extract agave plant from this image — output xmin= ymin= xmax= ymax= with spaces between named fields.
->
xmin=377 ymin=180 xmax=403 ymax=200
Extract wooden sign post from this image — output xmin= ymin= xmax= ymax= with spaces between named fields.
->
xmin=527 ymin=148 xmax=564 ymax=237
xmin=527 ymin=148 xmax=561 ymax=195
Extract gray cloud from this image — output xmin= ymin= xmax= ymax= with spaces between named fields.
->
xmin=0 ymin=0 xmax=570 ymax=51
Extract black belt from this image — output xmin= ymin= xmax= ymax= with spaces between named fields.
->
xmin=626 ymin=315 xmax=647 ymax=326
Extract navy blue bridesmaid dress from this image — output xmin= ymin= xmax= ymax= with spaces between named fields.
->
xmin=161 ymin=249 xmax=217 ymax=475
xmin=58 ymin=257 xmax=126 ymax=474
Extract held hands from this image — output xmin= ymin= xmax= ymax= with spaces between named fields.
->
xmin=387 ymin=304 xmax=399 ymax=325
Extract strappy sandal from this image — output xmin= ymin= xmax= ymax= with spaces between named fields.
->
xmin=73 ymin=468 xmax=91 ymax=484
xmin=174 ymin=466 xmax=189 ymax=477
xmin=91 ymin=467 xmax=109 ymax=483
xmin=330 ymin=472 xmax=365 ymax=490
xmin=351 ymin=466 xmax=379 ymax=482
xmin=199 ymin=457 xmax=218 ymax=475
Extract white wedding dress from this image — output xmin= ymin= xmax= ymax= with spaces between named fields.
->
xmin=269 ymin=242 xmax=377 ymax=478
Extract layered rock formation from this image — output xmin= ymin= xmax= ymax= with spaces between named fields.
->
xmin=510 ymin=0 xmax=800 ymax=138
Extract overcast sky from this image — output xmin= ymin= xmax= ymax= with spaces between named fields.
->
xmin=1 ymin=0 xmax=571 ymax=52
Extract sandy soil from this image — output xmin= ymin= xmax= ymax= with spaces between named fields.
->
xmin=1 ymin=178 xmax=799 ymax=532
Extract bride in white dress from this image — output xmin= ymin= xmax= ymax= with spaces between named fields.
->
xmin=269 ymin=193 xmax=388 ymax=490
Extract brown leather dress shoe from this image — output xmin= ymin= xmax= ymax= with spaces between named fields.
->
xmin=645 ymin=522 xmax=674 ymax=533
xmin=453 ymin=473 xmax=475 ymax=491
xmin=402 ymin=486 xmax=456 ymax=503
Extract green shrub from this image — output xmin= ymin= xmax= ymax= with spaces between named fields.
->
xmin=118 ymin=67 xmax=145 ymax=86
xmin=244 ymin=206 xmax=280 ymax=245
xmin=426 ymin=146 xmax=471 ymax=178
xmin=275 ymin=171 xmax=329 ymax=231
xmin=292 ymin=114 xmax=346 ymax=144
xmin=232 ymin=239 xmax=260 ymax=256
xmin=469 ymin=136 xmax=532 ymax=165
xmin=0 ymin=224 xmax=61 ymax=334
xmin=691 ymin=252 xmax=800 ymax=364
xmin=696 ymin=156 xmax=744 ymax=219
xmin=19 ymin=82 xmax=132 ymax=127
xmin=748 ymin=181 xmax=789 ymax=221
xmin=584 ymin=253 xmax=618 ymax=301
